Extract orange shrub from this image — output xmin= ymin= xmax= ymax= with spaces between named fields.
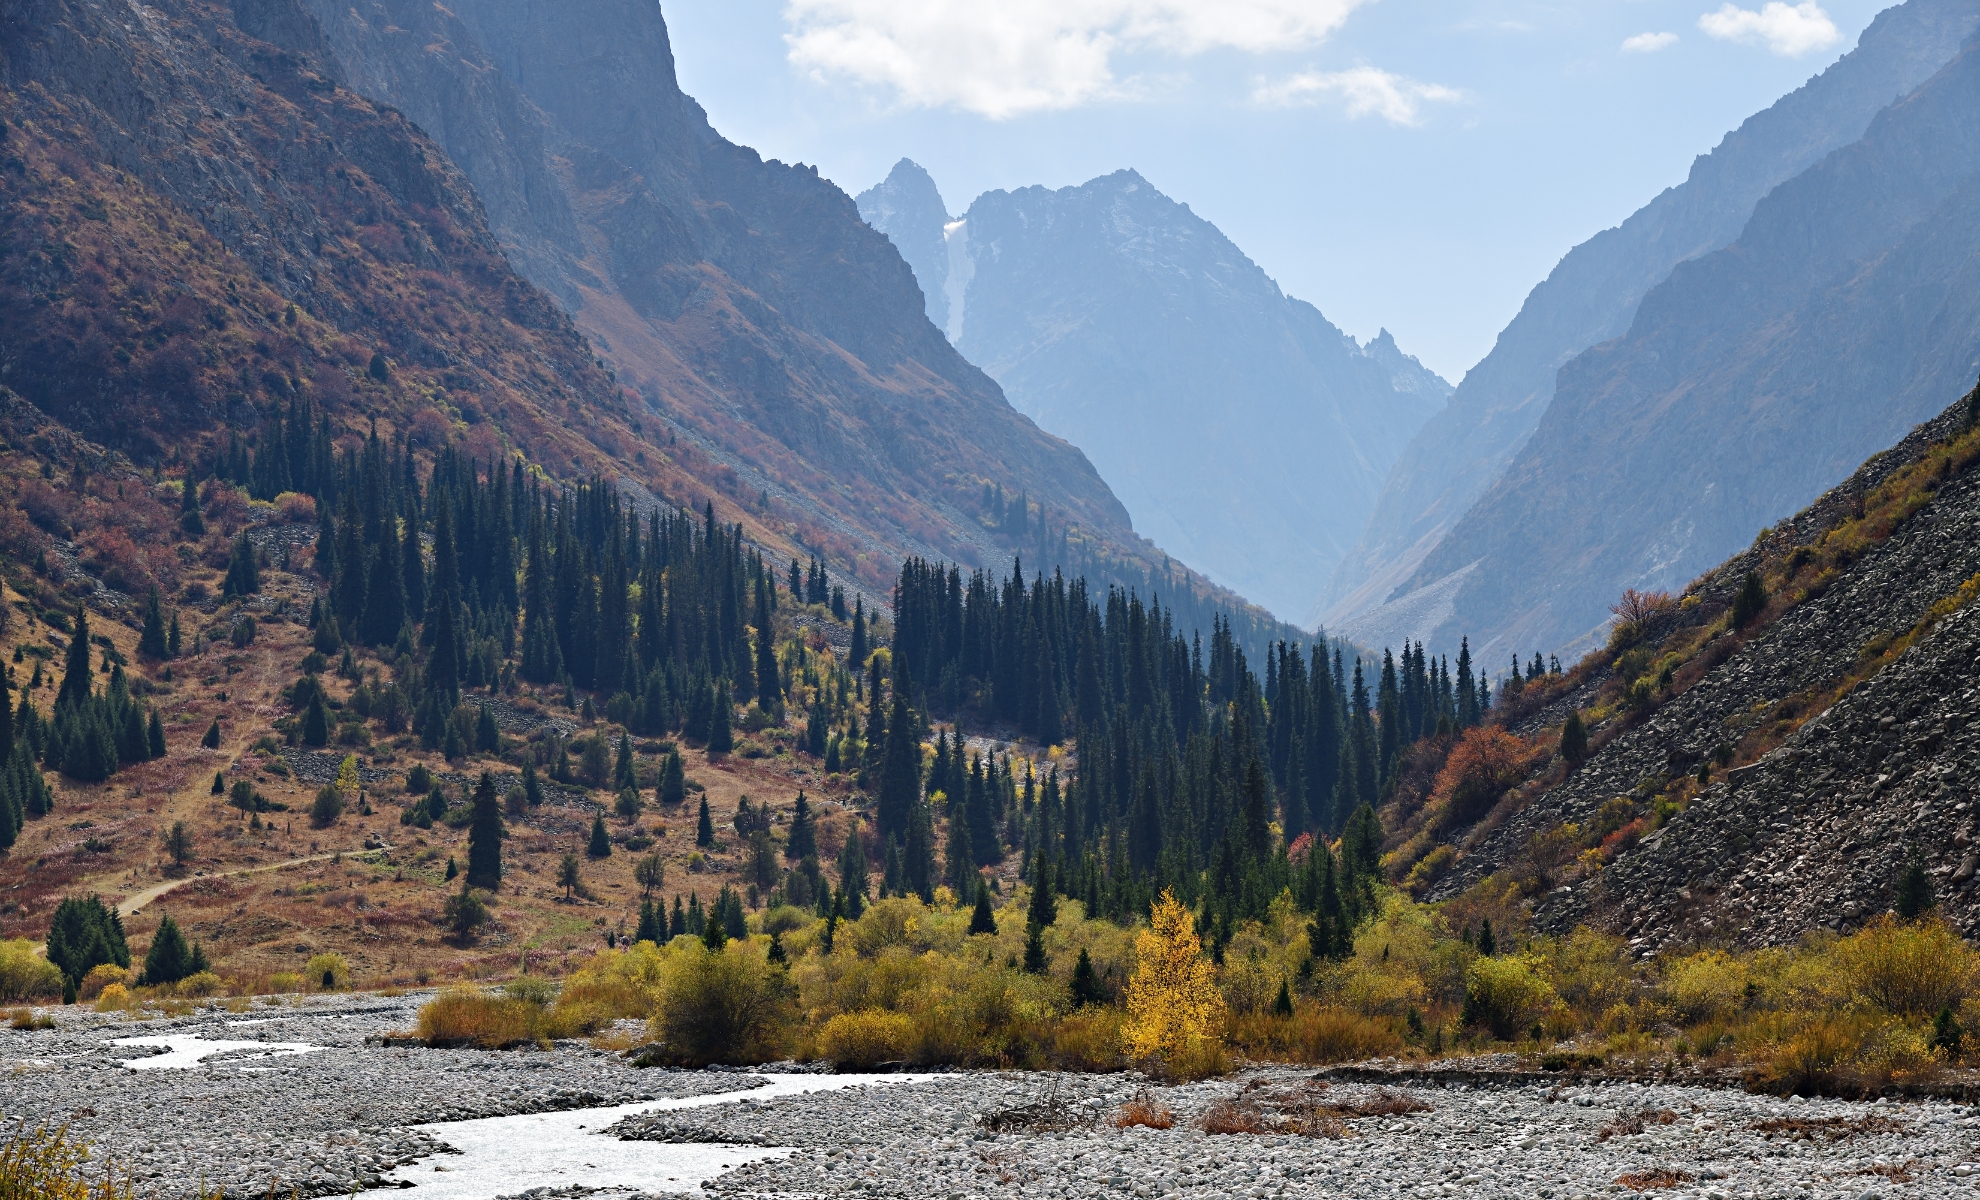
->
xmin=1429 ymin=727 xmax=1527 ymax=830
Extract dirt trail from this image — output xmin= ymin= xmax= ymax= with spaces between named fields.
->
xmin=114 ymin=843 xmax=392 ymax=918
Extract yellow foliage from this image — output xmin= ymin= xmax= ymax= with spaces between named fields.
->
xmin=1463 ymin=955 xmax=1561 ymax=1040
xmin=817 ymin=1009 xmax=913 ymax=1069
xmin=77 ymin=965 xmax=129 ymax=1002
xmin=0 ymin=940 xmax=62 ymax=1002
xmin=1664 ymin=950 xmax=1748 ymax=1023
xmin=0 ymin=1119 xmax=136 ymax=1200
xmin=93 ymin=984 xmax=130 ymax=1013
xmin=333 ymin=754 xmax=360 ymax=799
xmin=1121 ymin=890 xmax=1225 ymax=1064
xmin=1830 ymin=916 xmax=1977 ymax=1017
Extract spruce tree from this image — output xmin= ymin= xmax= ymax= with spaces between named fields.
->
xmin=838 ymin=819 xmax=868 ymax=918
xmin=614 ymin=733 xmax=636 ymax=791
xmin=465 ymin=770 xmax=503 ymax=889
xmin=706 ymin=680 xmax=734 ymax=754
xmin=301 ymin=690 xmax=330 ymax=747
xmin=967 ymin=881 xmax=997 ymax=935
xmin=179 ymin=472 xmax=205 ymax=537
xmin=146 ymin=710 xmax=166 ymax=759
xmin=1477 ymin=918 xmax=1497 ymax=957
xmin=875 ymin=691 xmax=920 ymax=849
xmin=695 ymin=796 xmax=715 ymax=847
xmin=138 ymin=588 xmax=169 ymax=660
xmin=753 ymin=578 xmax=781 ymax=718
xmin=142 ymin=913 xmax=193 ymax=986
xmin=1560 ymin=711 xmax=1588 ymax=766
xmin=201 ymin=718 xmax=221 ymax=749
xmin=588 ymin=811 xmax=612 ymax=858
xmin=477 ymin=704 xmax=501 ymax=754
xmin=659 ymin=748 xmax=685 ymax=806
xmin=635 ymin=896 xmax=664 ymax=945
xmin=222 ymin=531 xmax=260 ymax=597
xmin=1731 ymin=570 xmax=1767 ymax=630
xmin=46 ymin=895 xmax=129 ymax=987
xmin=1070 ymin=948 xmax=1103 ymax=1007
xmin=55 ymin=605 xmax=94 ymax=714
xmin=786 ymin=791 xmax=817 ymax=861
xmin=1896 ymin=856 xmax=1934 ymax=919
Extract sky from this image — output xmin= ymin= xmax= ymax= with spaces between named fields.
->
xmin=662 ymin=0 xmax=1890 ymax=382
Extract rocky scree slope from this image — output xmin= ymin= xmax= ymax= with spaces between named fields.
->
xmin=861 ymin=165 xmax=1449 ymax=622
xmin=0 ymin=0 xmax=626 ymax=472
xmin=295 ymin=0 xmax=1185 ymax=598
xmin=1325 ymin=0 xmax=1980 ymax=645
xmin=1424 ymin=396 xmax=1980 ymax=948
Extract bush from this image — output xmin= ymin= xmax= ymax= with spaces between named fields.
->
xmin=0 ymin=939 xmax=63 ymax=1001
xmin=1833 ymin=916 xmax=1976 ymax=1017
xmin=93 ymin=983 xmax=130 ymax=1012
xmin=1665 ymin=950 xmax=1748 ymax=1024
xmin=309 ymin=785 xmax=345 ymax=828
xmin=416 ymin=987 xmax=542 ymax=1049
xmin=77 ymin=963 xmax=129 ymax=1002
xmin=644 ymin=940 xmax=796 ymax=1067
xmin=305 ymin=952 xmax=349 ymax=991
xmin=817 ymin=1008 xmax=914 ymax=1069
xmin=555 ymin=942 xmax=667 ymax=1025
xmin=0 ymin=1119 xmax=137 ymax=1200
xmin=1462 ymin=955 xmax=1561 ymax=1041
xmin=176 ymin=970 xmax=223 ymax=999
xmin=1229 ymin=1006 xmax=1405 ymax=1064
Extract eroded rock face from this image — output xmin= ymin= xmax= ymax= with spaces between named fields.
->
xmin=292 ymin=0 xmax=1143 ymax=589
xmin=1427 ymin=395 xmax=1980 ymax=947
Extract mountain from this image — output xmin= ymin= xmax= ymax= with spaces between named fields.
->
xmin=860 ymin=165 xmax=1450 ymax=622
xmin=286 ymin=0 xmax=1274 ymax=608
xmin=1323 ymin=0 xmax=1980 ymax=645
xmin=1362 ymin=29 xmax=1980 ymax=665
xmin=1397 ymin=387 xmax=1980 ymax=948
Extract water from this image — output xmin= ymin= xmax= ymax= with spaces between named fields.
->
xmin=388 ymin=1073 xmax=937 ymax=1199
xmin=111 ymin=1034 xmax=320 ymax=1070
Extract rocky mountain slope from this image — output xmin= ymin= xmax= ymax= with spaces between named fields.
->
xmin=1380 ymin=30 xmax=1980 ymax=663
xmin=1412 ymin=388 xmax=1980 ymax=949
xmin=293 ymin=0 xmax=1214 ymax=599
xmin=859 ymin=165 xmax=1449 ymax=622
xmin=1324 ymin=0 xmax=1980 ymax=644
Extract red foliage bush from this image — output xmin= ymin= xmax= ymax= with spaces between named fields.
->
xmin=1429 ymin=727 xmax=1528 ymax=831
xmin=18 ymin=479 xmax=74 ymax=536
xmin=82 ymin=526 xmax=152 ymax=594
xmin=276 ymin=492 xmax=317 ymax=524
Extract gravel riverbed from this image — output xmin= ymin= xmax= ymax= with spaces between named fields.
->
xmin=8 ymin=995 xmax=1980 ymax=1199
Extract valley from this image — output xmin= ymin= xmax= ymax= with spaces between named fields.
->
xmin=5 ymin=0 xmax=1980 ymax=1198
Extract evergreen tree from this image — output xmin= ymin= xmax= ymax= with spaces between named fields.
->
xmin=138 ymin=588 xmax=169 ymax=660
xmin=707 ymin=680 xmax=734 ymax=754
xmin=1896 ymin=856 xmax=1934 ymax=919
xmin=301 ymin=690 xmax=330 ymax=747
xmin=967 ymin=881 xmax=997 ymax=935
xmin=142 ymin=913 xmax=194 ymax=986
xmin=201 ymin=719 xmax=221 ymax=749
xmin=635 ymin=896 xmax=664 ymax=945
xmin=786 ymin=791 xmax=816 ymax=861
xmin=55 ymin=605 xmax=94 ymax=714
xmin=1560 ymin=711 xmax=1588 ymax=766
xmin=696 ymin=796 xmax=715 ymax=847
xmin=146 ymin=710 xmax=166 ymax=759
xmin=588 ymin=811 xmax=612 ymax=858
xmin=752 ymin=578 xmax=781 ymax=718
xmin=614 ymin=733 xmax=636 ymax=791
xmin=850 ymin=598 xmax=867 ymax=667
xmin=222 ymin=531 xmax=260 ymax=597
xmin=875 ymin=690 xmax=920 ymax=849
xmin=1477 ymin=918 xmax=1497 ymax=957
xmin=361 ymin=538 xmax=406 ymax=645
xmin=477 ymin=704 xmax=501 ymax=754
xmin=1070 ymin=947 xmax=1103 ymax=1007
xmin=179 ymin=472 xmax=205 ymax=537
xmin=659 ymin=748 xmax=686 ymax=806
xmin=1731 ymin=570 xmax=1768 ymax=630
xmin=465 ymin=770 xmax=503 ymax=889
xmin=167 ymin=611 xmax=182 ymax=659
xmin=670 ymin=895 xmax=688 ymax=939
xmin=1022 ymin=851 xmax=1055 ymax=973
xmin=839 ymin=819 xmax=868 ymax=918
xmin=46 ymin=895 xmax=129 ymax=987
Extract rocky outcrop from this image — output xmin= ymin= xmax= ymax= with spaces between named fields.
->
xmin=1324 ymin=0 xmax=1980 ymax=646
xmin=1425 ymin=396 xmax=1980 ymax=947
xmin=293 ymin=0 xmax=1157 ymax=594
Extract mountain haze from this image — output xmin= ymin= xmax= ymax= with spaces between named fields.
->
xmin=1324 ymin=0 xmax=1980 ymax=644
xmin=861 ymin=165 xmax=1450 ymax=622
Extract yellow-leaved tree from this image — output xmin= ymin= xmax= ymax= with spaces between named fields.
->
xmin=334 ymin=753 xmax=361 ymax=799
xmin=1122 ymin=889 xmax=1225 ymax=1065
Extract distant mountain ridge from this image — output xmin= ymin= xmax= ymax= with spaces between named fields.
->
xmin=859 ymin=162 xmax=1449 ymax=622
xmin=1324 ymin=0 xmax=1980 ymax=646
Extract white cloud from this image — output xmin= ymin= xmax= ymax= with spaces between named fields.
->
xmin=1252 ymin=66 xmax=1461 ymax=126
xmin=783 ymin=0 xmax=1371 ymax=119
xmin=1697 ymin=2 xmax=1840 ymax=57
xmin=1621 ymin=31 xmax=1679 ymax=53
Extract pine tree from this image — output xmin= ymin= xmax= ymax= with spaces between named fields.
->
xmin=787 ymin=791 xmax=817 ymax=861
xmin=635 ymin=896 xmax=664 ymax=945
xmin=588 ymin=811 xmax=612 ymax=858
xmin=146 ymin=710 xmax=166 ymax=759
xmin=695 ymin=796 xmax=715 ymax=847
xmin=201 ymin=718 xmax=221 ymax=749
xmin=1560 ymin=711 xmax=1588 ymax=766
xmin=142 ymin=913 xmax=194 ymax=986
xmin=706 ymin=679 xmax=734 ymax=754
xmin=1896 ymin=856 xmax=1934 ymax=919
xmin=967 ymin=881 xmax=997 ymax=935
xmin=55 ymin=605 xmax=93 ymax=714
xmin=875 ymin=691 xmax=920 ymax=848
xmin=670 ymin=895 xmax=688 ymax=939
xmin=167 ymin=611 xmax=182 ymax=658
xmin=1477 ymin=918 xmax=1497 ymax=957
xmin=46 ymin=895 xmax=129 ymax=987
xmin=301 ymin=690 xmax=330 ymax=747
xmin=1273 ymin=978 xmax=1295 ymax=1017
xmin=179 ymin=472 xmax=205 ymax=536
xmin=222 ymin=531 xmax=260 ymax=597
xmin=659 ymin=748 xmax=685 ymax=806
xmin=1071 ymin=947 xmax=1103 ymax=1007
xmin=1731 ymin=570 xmax=1767 ymax=630
xmin=839 ymin=819 xmax=868 ymax=918
xmin=465 ymin=770 xmax=503 ymax=889
xmin=614 ymin=733 xmax=636 ymax=791
xmin=361 ymin=538 xmax=406 ymax=646
xmin=138 ymin=588 xmax=169 ymax=660
xmin=1022 ymin=851 xmax=1055 ymax=973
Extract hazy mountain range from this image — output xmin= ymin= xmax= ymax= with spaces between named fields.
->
xmin=858 ymin=163 xmax=1450 ymax=622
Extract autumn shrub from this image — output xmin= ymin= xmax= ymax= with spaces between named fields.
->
xmin=414 ymin=986 xmax=542 ymax=1049
xmin=817 ymin=1009 xmax=913 ymax=1069
xmin=1049 ymin=1007 xmax=1126 ymax=1071
xmin=92 ymin=984 xmax=130 ymax=1013
xmin=273 ymin=492 xmax=316 ymax=523
xmin=81 ymin=528 xmax=152 ymax=595
xmin=643 ymin=939 xmax=797 ymax=1067
xmin=1428 ymin=728 xmax=1528 ymax=831
xmin=174 ymin=971 xmax=223 ymax=999
xmin=1229 ymin=1007 xmax=1404 ymax=1064
xmin=305 ymin=953 xmax=349 ymax=991
xmin=76 ymin=965 xmax=129 ymax=1003
xmin=1830 ymin=916 xmax=1976 ymax=1017
xmin=553 ymin=941 xmax=666 ymax=1027
xmin=1754 ymin=1011 xmax=1939 ymax=1096
xmin=0 ymin=1118 xmax=138 ymax=1200
xmin=1664 ymin=950 xmax=1748 ymax=1024
xmin=1461 ymin=956 xmax=1561 ymax=1041
xmin=0 ymin=940 xmax=62 ymax=1002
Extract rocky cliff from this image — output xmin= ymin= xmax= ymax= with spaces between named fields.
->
xmin=1324 ymin=0 xmax=1980 ymax=643
xmin=862 ymin=166 xmax=1449 ymax=622
xmin=294 ymin=0 xmax=1195 ymax=597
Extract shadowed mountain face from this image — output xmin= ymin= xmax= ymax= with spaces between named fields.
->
xmin=295 ymin=0 xmax=1171 ymax=595
xmin=1353 ymin=31 xmax=1980 ymax=665
xmin=1324 ymin=0 xmax=1980 ymax=644
xmin=861 ymin=165 xmax=1449 ymax=623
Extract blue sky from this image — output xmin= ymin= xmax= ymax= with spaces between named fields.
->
xmin=664 ymin=0 xmax=1888 ymax=382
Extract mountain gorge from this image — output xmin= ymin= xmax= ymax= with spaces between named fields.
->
xmin=858 ymin=162 xmax=1450 ymax=623
xmin=1325 ymin=0 xmax=1980 ymax=655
